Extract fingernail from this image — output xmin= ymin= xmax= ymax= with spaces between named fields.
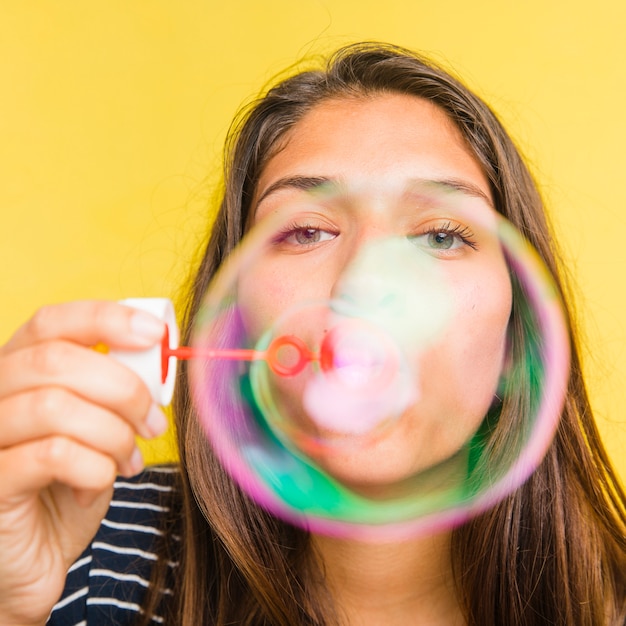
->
xmin=146 ymin=404 xmax=169 ymax=437
xmin=128 ymin=447 xmax=144 ymax=476
xmin=130 ymin=311 xmax=165 ymax=343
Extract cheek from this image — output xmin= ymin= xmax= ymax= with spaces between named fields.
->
xmin=237 ymin=261 xmax=335 ymax=343
xmin=237 ymin=268 xmax=291 ymax=340
xmin=458 ymin=282 xmax=511 ymax=388
xmin=420 ymin=270 xmax=512 ymax=418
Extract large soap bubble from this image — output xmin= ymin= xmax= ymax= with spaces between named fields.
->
xmin=189 ymin=181 xmax=570 ymax=540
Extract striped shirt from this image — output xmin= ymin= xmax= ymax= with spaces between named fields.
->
xmin=46 ymin=466 xmax=180 ymax=626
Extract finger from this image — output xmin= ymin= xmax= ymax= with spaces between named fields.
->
xmin=1 ymin=300 xmax=165 ymax=354
xmin=0 ymin=436 xmax=118 ymax=505
xmin=0 ymin=341 xmax=164 ymax=434
xmin=0 ymin=388 xmax=151 ymax=474
xmin=72 ymin=486 xmax=115 ymax=509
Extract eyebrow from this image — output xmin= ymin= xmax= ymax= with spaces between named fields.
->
xmin=255 ymin=175 xmax=333 ymax=206
xmin=423 ymin=178 xmax=494 ymax=208
xmin=255 ymin=175 xmax=493 ymax=208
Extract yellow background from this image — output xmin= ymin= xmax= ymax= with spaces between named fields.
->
xmin=1 ymin=2 xmax=624 ymax=479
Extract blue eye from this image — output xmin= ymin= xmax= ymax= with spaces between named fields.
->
xmin=427 ymin=231 xmax=456 ymax=250
xmin=409 ymin=222 xmax=478 ymax=254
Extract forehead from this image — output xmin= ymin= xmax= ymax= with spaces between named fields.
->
xmin=254 ymin=94 xmax=490 ymax=208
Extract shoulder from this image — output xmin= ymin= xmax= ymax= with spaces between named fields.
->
xmin=96 ymin=464 xmax=180 ymax=561
xmin=47 ymin=465 xmax=182 ymax=626
xmin=107 ymin=463 xmax=180 ymax=523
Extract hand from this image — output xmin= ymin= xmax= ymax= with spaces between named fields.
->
xmin=0 ymin=300 xmax=168 ymax=625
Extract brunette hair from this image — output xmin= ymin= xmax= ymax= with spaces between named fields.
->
xmin=141 ymin=42 xmax=626 ymax=625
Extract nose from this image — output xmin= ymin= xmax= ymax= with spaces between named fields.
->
xmin=329 ymin=219 xmax=399 ymax=305
xmin=330 ymin=237 xmax=452 ymax=350
xmin=331 ymin=236 xmax=424 ymax=312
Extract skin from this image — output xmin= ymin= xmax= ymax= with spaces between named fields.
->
xmin=0 ymin=301 xmax=167 ymax=626
xmin=241 ymin=94 xmax=512 ymax=492
xmin=0 ymin=95 xmax=510 ymax=626
xmin=315 ymin=535 xmax=466 ymax=626
xmin=239 ymin=93 xmax=513 ymax=624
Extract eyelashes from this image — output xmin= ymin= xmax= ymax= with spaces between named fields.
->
xmin=412 ymin=222 xmax=478 ymax=252
xmin=273 ymin=221 xmax=339 ymax=247
xmin=273 ymin=219 xmax=479 ymax=255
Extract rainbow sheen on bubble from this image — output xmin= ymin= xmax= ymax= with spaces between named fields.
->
xmin=189 ymin=181 xmax=570 ymax=540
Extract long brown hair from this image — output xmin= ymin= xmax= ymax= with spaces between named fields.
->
xmin=141 ymin=43 xmax=626 ymax=625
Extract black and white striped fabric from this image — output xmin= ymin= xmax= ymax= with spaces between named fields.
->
xmin=46 ymin=465 xmax=180 ymax=626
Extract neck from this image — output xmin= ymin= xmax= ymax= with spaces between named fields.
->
xmin=312 ymin=531 xmax=464 ymax=626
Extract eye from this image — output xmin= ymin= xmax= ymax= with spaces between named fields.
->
xmin=292 ymin=228 xmax=333 ymax=245
xmin=426 ymin=231 xmax=457 ymax=250
xmin=409 ymin=222 xmax=478 ymax=255
xmin=274 ymin=223 xmax=338 ymax=248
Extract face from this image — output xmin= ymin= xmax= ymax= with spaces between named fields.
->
xmin=236 ymin=94 xmax=512 ymax=490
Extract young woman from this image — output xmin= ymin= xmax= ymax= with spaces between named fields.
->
xmin=0 ymin=43 xmax=624 ymax=626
